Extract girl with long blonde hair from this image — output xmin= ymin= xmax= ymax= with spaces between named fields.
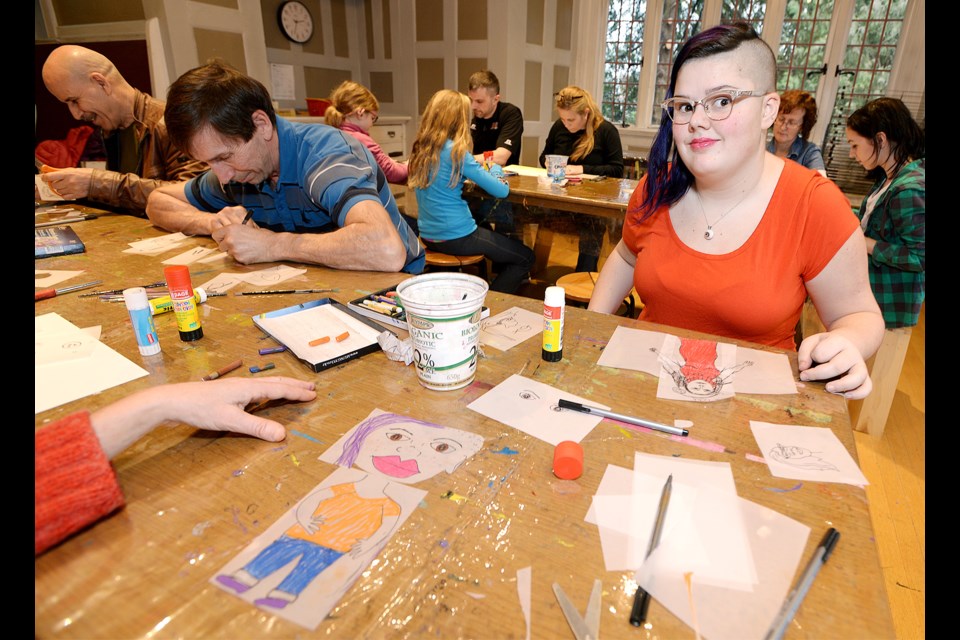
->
xmin=408 ymin=90 xmax=534 ymax=294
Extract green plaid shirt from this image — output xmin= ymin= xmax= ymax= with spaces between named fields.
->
xmin=856 ymin=158 xmax=925 ymax=328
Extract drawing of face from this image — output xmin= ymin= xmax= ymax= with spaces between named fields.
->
xmin=354 ymin=421 xmax=484 ymax=484
xmin=684 ymin=379 xmax=717 ymax=396
xmin=771 ymin=444 xmax=811 ymax=460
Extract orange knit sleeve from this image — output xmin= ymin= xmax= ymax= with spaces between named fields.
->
xmin=35 ymin=411 xmax=125 ymax=555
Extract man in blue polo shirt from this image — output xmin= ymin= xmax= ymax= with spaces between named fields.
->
xmin=146 ymin=61 xmax=424 ymax=274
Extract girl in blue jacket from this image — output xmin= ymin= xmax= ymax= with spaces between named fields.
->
xmin=408 ymin=89 xmax=534 ymax=293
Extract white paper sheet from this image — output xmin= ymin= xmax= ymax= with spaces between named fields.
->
xmin=479 ymin=307 xmax=543 ymax=351
xmin=751 ymin=421 xmax=869 ymax=486
xmin=466 ymin=374 xmax=609 ymax=445
xmin=35 ymin=313 xmax=149 ymax=414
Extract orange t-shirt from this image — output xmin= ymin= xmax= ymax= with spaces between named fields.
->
xmin=623 ymin=162 xmax=859 ymax=350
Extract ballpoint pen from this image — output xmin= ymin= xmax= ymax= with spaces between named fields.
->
xmin=630 ymin=474 xmax=673 ymax=626
xmin=764 ymin=528 xmax=841 ymax=640
xmin=557 ymin=399 xmax=688 ymax=437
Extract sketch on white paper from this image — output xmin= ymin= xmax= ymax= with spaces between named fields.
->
xmin=467 ymin=374 xmax=608 ymax=445
xmin=212 ymin=409 xmax=484 ymax=630
xmin=654 ymin=335 xmax=752 ymax=402
xmin=750 ymin=421 xmax=868 ymax=485
xmin=597 ymin=326 xmax=797 ymax=396
xmin=161 ymin=245 xmax=217 ymax=265
xmin=122 ymin=232 xmax=189 ymax=255
xmin=239 ymin=265 xmax=308 ymax=286
xmin=479 ymin=306 xmax=542 ymax=351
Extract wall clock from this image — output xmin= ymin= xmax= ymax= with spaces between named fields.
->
xmin=278 ymin=1 xmax=314 ymax=44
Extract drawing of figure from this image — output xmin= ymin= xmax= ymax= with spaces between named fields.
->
xmin=768 ymin=443 xmax=839 ymax=472
xmin=482 ymin=310 xmax=533 ymax=337
xmin=215 ymin=412 xmax=484 ymax=610
xmin=652 ymin=338 xmax=753 ymax=398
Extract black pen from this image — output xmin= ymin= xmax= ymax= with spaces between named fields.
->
xmin=557 ymin=399 xmax=688 ymax=437
xmin=235 ymin=288 xmax=339 ymax=295
xmin=241 ymin=209 xmax=254 ymax=225
xmin=630 ymin=474 xmax=673 ymax=626
xmin=764 ymin=528 xmax=841 ymax=640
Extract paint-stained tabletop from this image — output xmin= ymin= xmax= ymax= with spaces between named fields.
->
xmin=34 ymin=209 xmax=894 ymax=639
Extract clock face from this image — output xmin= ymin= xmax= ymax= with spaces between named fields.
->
xmin=279 ymin=1 xmax=314 ymax=44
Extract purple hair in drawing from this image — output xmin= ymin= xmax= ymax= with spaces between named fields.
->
xmin=335 ymin=412 xmax=444 ymax=467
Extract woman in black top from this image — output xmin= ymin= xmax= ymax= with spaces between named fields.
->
xmin=540 ymin=87 xmax=624 ymax=272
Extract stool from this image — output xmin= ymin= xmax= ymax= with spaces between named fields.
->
xmin=556 ymin=271 xmax=640 ymax=317
xmin=424 ymin=249 xmax=488 ymax=281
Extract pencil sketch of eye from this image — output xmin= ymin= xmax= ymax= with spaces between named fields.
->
xmin=518 ymin=389 xmax=540 ymax=401
xmin=549 ymin=403 xmax=562 ymax=412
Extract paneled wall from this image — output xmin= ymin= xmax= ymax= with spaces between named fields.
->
xmin=36 ymin=0 xmax=593 ymax=163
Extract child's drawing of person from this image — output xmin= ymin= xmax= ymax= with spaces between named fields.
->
xmin=215 ymin=411 xmax=484 ymax=611
xmin=653 ymin=337 xmax=753 ymax=398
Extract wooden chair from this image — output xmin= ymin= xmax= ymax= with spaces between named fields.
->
xmin=424 ymin=249 xmax=489 ymax=281
xmin=555 ymin=271 xmax=641 ymax=317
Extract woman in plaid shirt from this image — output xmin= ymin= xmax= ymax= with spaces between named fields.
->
xmin=846 ymin=98 xmax=925 ymax=329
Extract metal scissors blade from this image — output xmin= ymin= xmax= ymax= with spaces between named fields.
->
xmin=553 ymin=579 xmax=601 ymax=640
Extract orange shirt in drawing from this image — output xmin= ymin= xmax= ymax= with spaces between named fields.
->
xmin=285 ymin=482 xmax=401 ymax=552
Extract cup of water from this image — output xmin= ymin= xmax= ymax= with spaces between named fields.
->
xmin=545 ymin=155 xmax=568 ymax=183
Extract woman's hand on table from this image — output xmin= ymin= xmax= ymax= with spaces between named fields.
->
xmin=797 ymin=332 xmax=873 ymax=399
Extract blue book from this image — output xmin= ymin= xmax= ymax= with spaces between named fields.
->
xmin=35 ymin=225 xmax=86 ymax=259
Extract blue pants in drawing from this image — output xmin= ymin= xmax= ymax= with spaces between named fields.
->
xmin=243 ymin=535 xmax=344 ymax=596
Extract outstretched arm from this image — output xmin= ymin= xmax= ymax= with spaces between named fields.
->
xmin=90 ymin=377 xmax=317 ymax=458
xmin=799 ymin=228 xmax=885 ymax=399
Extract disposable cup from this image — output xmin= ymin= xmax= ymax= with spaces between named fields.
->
xmin=545 ymin=154 xmax=569 ymax=182
xmin=396 ymin=273 xmax=489 ymax=391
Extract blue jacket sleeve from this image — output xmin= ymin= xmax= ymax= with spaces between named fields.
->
xmin=463 ymin=154 xmax=510 ymax=198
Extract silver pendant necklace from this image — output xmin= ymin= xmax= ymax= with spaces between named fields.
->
xmin=693 ymin=187 xmax=751 ymax=240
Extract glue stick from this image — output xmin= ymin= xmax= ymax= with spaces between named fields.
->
xmin=148 ymin=287 xmax=209 ymax=316
xmin=163 ymin=265 xmax=203 ymax=342
xmin=123 ymin=287 xmax=161 ymax=356
xmin=542 ymin=285 xmax=565 ymax=362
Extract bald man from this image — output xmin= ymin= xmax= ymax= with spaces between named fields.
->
xmin=39 ymin=45 xmax=206 ymax=215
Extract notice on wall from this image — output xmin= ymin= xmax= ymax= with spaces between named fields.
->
xmin=270 ymin=63 xmax=296 ymax=100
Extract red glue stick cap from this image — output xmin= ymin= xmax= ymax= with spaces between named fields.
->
xmin=553 ymin=440 xmax=583 ymax=480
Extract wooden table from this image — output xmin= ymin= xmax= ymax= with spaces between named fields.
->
xmin=463 ymin=172 xmax=638 ymax=277
xmin=35 ymin=210 xmax=894 ymax=639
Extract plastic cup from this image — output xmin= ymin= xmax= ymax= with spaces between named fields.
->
xmin=396 ymin=273 xmax=490 ymax=391
xmin=545 ymin=154 xmax=569 ymax=183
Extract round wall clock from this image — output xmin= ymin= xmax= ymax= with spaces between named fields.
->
xmin=278 ymin=1 xmax=314 ymax=44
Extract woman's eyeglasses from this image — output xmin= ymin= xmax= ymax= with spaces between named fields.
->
xmin=661 ymin=90 xmax=765 ymax=124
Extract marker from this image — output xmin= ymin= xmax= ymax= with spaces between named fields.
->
xmin=201 ymin=358 xmax=243 ymax=381
xmin=35 ymin=280 xmax=103 ymax=301
xmin=249 ymin=362 xmax=276 ymax=374
xmin=258 ymin=345 xmax=287 ymax=355
xmin=557 ymin=399 xmax=689 ymax=437
xmin=235 ymin=288 xmax=339 ymax=295
xmin=241 ymin=209 xmax=254 ymax=225
xmin=764 ymin=528 xmax=841 ymax=640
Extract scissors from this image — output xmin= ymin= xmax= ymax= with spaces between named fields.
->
xmin=553 ymin=579 xmax=601 ymax=640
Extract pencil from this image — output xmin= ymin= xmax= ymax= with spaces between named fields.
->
xmin=241 ymin=209 xmax=254 ymax=225
xmin=201 ymin=358 xmax=243 ymax=381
